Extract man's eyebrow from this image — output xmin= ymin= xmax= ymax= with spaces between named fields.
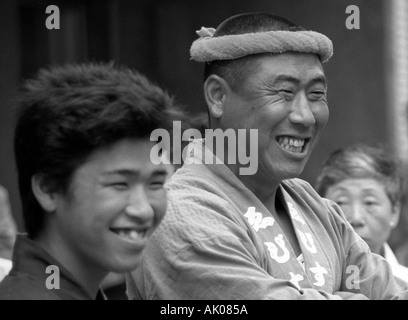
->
xmin=272 ymin=75 xmax=301 ymax=85
xmin=309 ymin=75 xmax=328 ymax=87
xmin=151 ymin=169 xmax=169 ymax=177
xmin=361 ymin=187 xmax=380 ymax=193
xmin=272 ymin=75 xmax=328 ymax=87
xmin=103 ymin=169 xmax=139 ymax=177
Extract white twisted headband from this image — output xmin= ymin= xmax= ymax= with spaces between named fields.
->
xmin=190 ymin=27 xmax=333 ymax=63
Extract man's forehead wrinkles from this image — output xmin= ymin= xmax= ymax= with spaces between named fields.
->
xmin=272 ymin=75 xmax=301 ymax=85
xmin=263 ymin=73 xmax=327 ymax=87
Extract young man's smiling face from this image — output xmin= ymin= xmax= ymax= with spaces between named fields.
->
xmin=220 ymin=52 xmax=329 ymax=188
xmin=50 ymin=139 xmax=169 ymax=276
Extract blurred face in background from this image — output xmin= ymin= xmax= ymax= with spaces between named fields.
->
xmin=324 ymin=177 xmax=400 ymax=255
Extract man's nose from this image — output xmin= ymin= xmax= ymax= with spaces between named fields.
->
xmin=348 ymin=204 xmax=366 ymax=228
xmin=289 ymin=93 xmax=316 ymax=127
xmin=125 ymin=188 xmax=154 ymax=223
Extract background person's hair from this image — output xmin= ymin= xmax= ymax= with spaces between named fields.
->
xmin=203 ymin=12 xmax=306 ymax=93
xmin=315 ymin=143 xmax=403 ymax=207
xmin=14 ymin=62 xmax=184 ymax=239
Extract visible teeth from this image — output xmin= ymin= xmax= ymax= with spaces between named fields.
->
xmin=129 ymin=231 xmax=140 ymax=240
xmin=116 ymin=230 xmax=143 ymax=241
xmin=277 ymin=136 xmax=306 ymax=153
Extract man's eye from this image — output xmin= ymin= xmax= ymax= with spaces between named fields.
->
xmin=279 ymin=90 xmax=294 ymax=100
xmin=150 ymin=181 xmax=165 ymax=189
xmin=334 ymin=199 xmax=348 ymax=207
xmin=309 ymin=91 xmax=326 ymax=99
xmin=312 ymin=91 xmax=325 ymax=95
xmin=279 ymin=90 xmax=293 ymax=94
xmin=365 ymin=201 xmax=377 ymax=207
xmin=109 ymin=182 xmax=128 ymax=189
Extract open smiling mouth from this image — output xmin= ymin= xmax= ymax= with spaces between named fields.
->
xmin=276 ymin=136 xmax=310 ymax=154
xmin=110 ymin=228 xmax=147 ymax=241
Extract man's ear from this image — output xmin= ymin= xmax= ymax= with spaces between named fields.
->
xmin=31 ymin=174 xmax=58 ymax=213
xmin=389 ymin=202 xmax=401 ymax=229
xmin=203 ymin=75 xmax=229 ymax=119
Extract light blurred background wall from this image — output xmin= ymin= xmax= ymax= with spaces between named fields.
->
xmin=1 ymin=0 xmax=407 ymax=251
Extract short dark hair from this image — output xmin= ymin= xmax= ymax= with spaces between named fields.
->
xmin=315 ymin=144 xmax=403 ymax=207
xmin=14 ymin=63 xmax=184 ymax=238
xmin=204 ymin=12 xmax=306 ymax=92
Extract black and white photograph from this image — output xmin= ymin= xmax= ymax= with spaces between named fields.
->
xmin=0 ymin=0 xmax=408 ymax=305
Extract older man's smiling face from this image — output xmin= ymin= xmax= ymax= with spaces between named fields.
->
xmin=220 ymin=52 xmax=329 ymax=187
